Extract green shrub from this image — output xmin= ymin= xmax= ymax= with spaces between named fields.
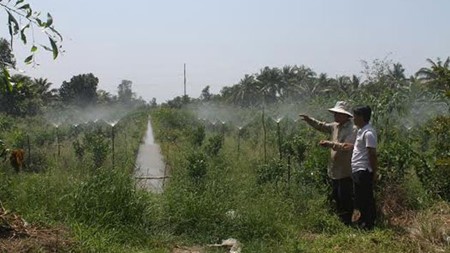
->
xmin=402 ymin=170 xmax=432 ymax=210
xmin=256 ymin=158 xmax=285 ymax=185
xmin=186 ymin=151 xmax=208 ymax=183
xmin=297 ymin=144 xmax=328 ymax=189
xmin=190 ymin=125 xmax=205 ymax=147
xmin=204 ymin=134 xmax=223 ymax=157
xmin=33 ymin=129 xmax=55 ymax=146
xmin=83 ymin=130 xmax=109 ymax=168
xmin=72 ymin=139 xmax=85 ymax=161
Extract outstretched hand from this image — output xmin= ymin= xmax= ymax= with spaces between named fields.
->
xmin=298 ymin=114 xmax=310 ymax=121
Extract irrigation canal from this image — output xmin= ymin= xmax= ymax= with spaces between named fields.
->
xmin=134 ymin=117 xmax=166 ymax=193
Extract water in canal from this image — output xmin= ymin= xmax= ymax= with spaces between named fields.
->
xmin=134 ymin=118 xmax=166 ymax=193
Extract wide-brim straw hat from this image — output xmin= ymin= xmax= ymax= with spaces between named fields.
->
xmin=328 ymin=101 xmax=353 ymax=117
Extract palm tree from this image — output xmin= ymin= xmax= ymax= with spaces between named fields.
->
xmin=32 ymin=78 xmax=57 ymax=106
xmin=388 ymin=63 xmax=408 ymax=89
xmin=389 ymin=63 xmax=406 ymax=80
xmin=416 ymin=57 xmax=450 ymax=91
xmin=97 ymin=89 xmax=114 ymax=105
xmin=257 ymin=66 xmax=282 ymax=104
xmin=297 ymin=66 xmax=316 ymax=96
xmin=334 ymin=75 xmax=352 ymax=97
xmin=351 ymin=75 xmax=361 ymax=91
xmin=299 ymin=72 xmax=330 ymax=97
xmin=279 ymin=65 xmax=300 ymax=101
xmin=226 ymin=75 xmax=260 ymax=107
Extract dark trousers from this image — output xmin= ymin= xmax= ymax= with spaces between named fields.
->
xmin=331 ymin=177 xmax=353 ymax=225
xmin=352 ymin=170 xmax=376 ymax=229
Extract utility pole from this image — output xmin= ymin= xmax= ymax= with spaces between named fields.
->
xmin=183 ymin=63 xmax=186 ymax=96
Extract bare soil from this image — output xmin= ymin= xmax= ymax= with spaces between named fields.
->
xmin=0 ymin=206 xmax=73 ymax=252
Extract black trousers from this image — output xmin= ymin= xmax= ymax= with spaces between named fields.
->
xmin=331 ymin=177 xmax=353 ymax=225
xmin=352 ymin=170 xmax=376 ymax=229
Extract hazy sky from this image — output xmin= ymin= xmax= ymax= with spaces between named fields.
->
xmin=6 ymin=0 xmax=450 ymax=102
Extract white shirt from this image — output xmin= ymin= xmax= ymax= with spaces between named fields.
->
xmin=351 ymin=123 xmax=377 ymax=173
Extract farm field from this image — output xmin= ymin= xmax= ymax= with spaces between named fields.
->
xmin=0 ymin=79 xmax=448 ymax=252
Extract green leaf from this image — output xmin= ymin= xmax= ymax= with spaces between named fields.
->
xmin=15 ymin=0 xmax=25 ymax=6
xmin=20 ymin=30 xmax=27 ymax=44
xmin=20 ymin=24 xmax=29 ymax=44
xmin=49 ymin=37 xmax=58 ymax=59
xmin=24 ymin=54 xmax=33 ymax=64
xmin=7 ymin=10 xmax=19 ymax=36
xmin=36 ymin=18 xmax=44 ymax=27
xmin=31 ymin=45 xmax=38 ymax=52
xmin=26 ymin=8 xmax=32 ymax=18
xmin=18 ymin=3 xmax=32 ymax=18
xmin=18 ymin=3 xmax=29 ymax=10
xmin=46 ymin=13 xmax=53 ymax=27
xmin=49 ymin=27 xmax=63 ymax=41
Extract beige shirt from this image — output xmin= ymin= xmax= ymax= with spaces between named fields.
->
xmin=306 ymin=118 xmax=356 ymax=179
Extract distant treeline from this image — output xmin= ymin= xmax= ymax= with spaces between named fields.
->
xmin=165 ymin=57 xmax=450 ymax=108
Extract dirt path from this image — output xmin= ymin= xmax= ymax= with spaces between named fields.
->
xmin=134 ymin=118 xmax=166 ymax=193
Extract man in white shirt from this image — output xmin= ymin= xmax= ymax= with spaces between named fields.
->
xmin=348 ymin=106 xmax=378 ymax=230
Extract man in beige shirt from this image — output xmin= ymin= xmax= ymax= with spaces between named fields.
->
xmin=299 ymin=101 xmax=356 ymax=225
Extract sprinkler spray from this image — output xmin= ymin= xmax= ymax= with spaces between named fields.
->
xmin=112 ymin=124 xmax=115 ymax=170
xmin=237 ymin=126 xmax=243 ymax=157
xmin=108 ymin=120 xmax=118 ymax=170
xmin=221 ymin=120 xmax=226 ymax=139
xmin=262 ymin=109 xmax=267 ymax=163
xmin=275 ymin=117 xmax=284 ymax=160
xmin=54 ymin=123 xmax=60 ymax=157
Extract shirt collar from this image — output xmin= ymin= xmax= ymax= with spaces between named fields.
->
xmin=358 ymin=123 xmax=372 ymax=132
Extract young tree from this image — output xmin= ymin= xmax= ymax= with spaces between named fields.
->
xmin=117 ymin=79 xmax=134 ymax=104
xmin=150 ymin=97 xmax=157 ymax=107
xmin=200 ymin=85 xmax=212 ymax=101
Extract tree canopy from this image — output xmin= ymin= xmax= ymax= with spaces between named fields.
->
xmin=59 ymin=73 xmax=99 ymax=108
xmin=117 ymin=80 xmax=134 ymax=104
xmin=0 ymin=38 xmax=15 ymax=69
